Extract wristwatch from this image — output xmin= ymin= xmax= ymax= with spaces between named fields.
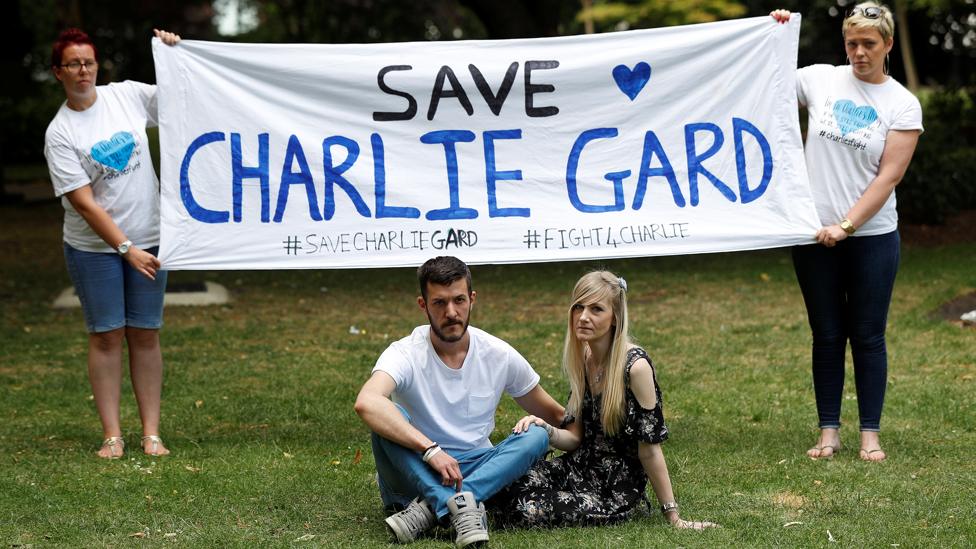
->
xmin=839 ymin=219 xmax=856 ymax=235
xmin=116 ymin=240 xmax=132 ymax=255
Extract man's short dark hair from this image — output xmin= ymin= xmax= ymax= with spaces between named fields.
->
xmin=418 ymin=256 xmax=472 ymax=300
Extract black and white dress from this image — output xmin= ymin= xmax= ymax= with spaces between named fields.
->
xmin=489 ymin=347 xmax=668 ymax=526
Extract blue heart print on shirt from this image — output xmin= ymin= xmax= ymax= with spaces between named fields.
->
xmin=612 ymin=62 xmax=651 ymax=101
xmin=832 ymin=100 xmax=878 ymax=136
xmin=90 ymin=131 xmax=135 ymax=171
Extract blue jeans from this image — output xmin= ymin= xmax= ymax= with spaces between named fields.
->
xmin=372 ymin=406 xmax=550 ymax=519
xmin=63 ymin=243 xmax=168 ymax=333
xmin=791 ymin=230 xmax=899 ymax=432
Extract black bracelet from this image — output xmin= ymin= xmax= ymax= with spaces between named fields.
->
xmin=422 ymin=443 xmax=438 ymax=453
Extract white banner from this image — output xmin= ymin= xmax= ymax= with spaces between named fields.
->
xmin=153 ymin=15 xmax=817 ymax=270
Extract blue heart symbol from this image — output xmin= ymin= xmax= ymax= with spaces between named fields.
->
xmin=90 ymin=131 xmax=135 ymax=171
xmin=612 ymin=62 xmax=651 ymax=101
xmin=832 ymin=100 xmax=878 ymax=136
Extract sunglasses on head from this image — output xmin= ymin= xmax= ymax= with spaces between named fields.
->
xmin=848 ymin=6 xmax=883 ymax=19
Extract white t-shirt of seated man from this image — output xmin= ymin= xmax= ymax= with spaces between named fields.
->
xmin=373 ymin=325 xmax=540 ymax=453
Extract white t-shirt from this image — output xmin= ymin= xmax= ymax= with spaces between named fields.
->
xmin=796 ymin=64 xmax=923 ymax=236
xmin=373 ymin=325 xmax=540 ymax=452
xmin=44 ymin=81 xmax=161 ymax=252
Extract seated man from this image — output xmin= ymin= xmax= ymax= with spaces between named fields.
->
xmin=354 ymin=256 xmax=563 ymax=548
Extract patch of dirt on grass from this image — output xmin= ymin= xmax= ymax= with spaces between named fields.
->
xmin=931 ymin=290 xmax=976 ymax=327
xmin=772 ymin=491 xmax=808 ymax=509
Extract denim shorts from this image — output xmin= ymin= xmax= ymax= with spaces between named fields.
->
xmin=63 ymin=243 xmax=168 ymax=333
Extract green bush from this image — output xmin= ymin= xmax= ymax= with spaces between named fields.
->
xmin=897 ymin=87 xmax=976 ymax=224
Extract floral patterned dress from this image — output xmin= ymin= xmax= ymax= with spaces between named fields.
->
xmin=489 ymin=347 xmax=668 ymax=527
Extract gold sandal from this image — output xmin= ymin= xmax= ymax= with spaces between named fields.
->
xmin=99 ymin=436 xmax=125 ymax=459
xmin=859 ymin=447 xmax=886 ymax=462
xmin=807 ymin=444 xmax=841 ymax=459
xmin=141 ymin=435 xmax=170 ymax=456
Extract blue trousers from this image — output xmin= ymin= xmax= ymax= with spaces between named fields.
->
xmin=791 ymin=230 xmax=900 ymax=431
xmin=371 ymin=408 xmax=549 ymax=519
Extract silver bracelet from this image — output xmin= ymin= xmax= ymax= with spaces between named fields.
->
xmin=542 ymin=422 xmax=555 ymax=439
xmin=660 ymin=501 xmax=679 ymax=514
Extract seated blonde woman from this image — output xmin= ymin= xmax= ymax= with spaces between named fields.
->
xmin=489 ymin=271 xmax=716 ymax=529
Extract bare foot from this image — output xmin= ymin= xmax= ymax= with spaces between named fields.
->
xmin=806 ymin=428 xmax=841 ymax=459
xmin=97 ymin=436 xmax=124 ymax=459
xmin=142 ymin=435 xmax=170 ymax=456
xmin=859 ymin=431 xmax=886 ymax=462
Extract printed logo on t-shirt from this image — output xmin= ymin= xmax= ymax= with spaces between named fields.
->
xmin=90 ymin=131 xmax=135 ymax=171
xmin=832 ymin=100 xmax=878 ymax=135
xmin=814 ymin=98 xmax=878 ymax=152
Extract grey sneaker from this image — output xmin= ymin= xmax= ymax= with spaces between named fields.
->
xmin=446 ymin=491 xmax=489 ymax=548
xmin=384 ymin=497 xmax=436 ymax=543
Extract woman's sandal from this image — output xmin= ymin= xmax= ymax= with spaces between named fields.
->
xmin=99 ymin=436 xmax=125 ymax=459
xmin=806 ymin=444 xmax=841 ymax=459
xmin=142 ymin=435 xmax=170 ymax=456
xmin=859 ymin=447 xmax=886 ymax=462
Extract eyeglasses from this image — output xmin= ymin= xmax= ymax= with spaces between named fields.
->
xmin=59 ymin=60 xmax=98 ymax=72
xmin=848 ymin=6 xmax=884 ymax=19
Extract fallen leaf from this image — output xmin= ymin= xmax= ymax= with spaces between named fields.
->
xmin=194 ymin=400 xmax=204 ymax=408
xmin=129 ymin=532 xmax=146 ymax=538
xmin=777 ymin=459 xmax=787 ymax=464
xmin=283 ymin=452 xmax=294 ymax=459
xmin=813 ymin=480 xmax=822 ymax=485
xmin=184 ymin=465 xmax=201 ymax=472
xmin=164 ymin=532 xmax=177 ymax=538
xmin=827 ymin=530 xmax=837 ymax=543
xmin=330 ymin=459 xmax=341 ymax=465
xmin=783 ymin=521 xmax=804 ymax=527
xmin=352 ymin=448 xmax=363 ymax=465
xmin=759 ymin=273 xmax=771 ymax=282
xmin=294 ymin=534 xmax=316 ymax=542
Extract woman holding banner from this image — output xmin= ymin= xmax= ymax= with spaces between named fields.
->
xmin=489 ymin=271 xmax=716 ymax=530
xmin=772 ymin=3 xmax=922 ymax=461
xmin=44 ymin=28 xmax=181 ymax=458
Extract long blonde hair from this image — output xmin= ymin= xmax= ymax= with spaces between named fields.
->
xmin=562 ymin=271 xmax=631 ymax=436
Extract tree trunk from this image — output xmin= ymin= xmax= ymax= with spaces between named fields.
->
xmin=580 ymin=0 xmax=594 ymax=34
xmin=894 ymin=0 xmax=919 ymax=91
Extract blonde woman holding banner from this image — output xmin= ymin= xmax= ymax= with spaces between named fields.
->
xmin=772 ymin=3 xmax=922 ymax=461
xmin=489 ymin=271 xmax=716 ymax=530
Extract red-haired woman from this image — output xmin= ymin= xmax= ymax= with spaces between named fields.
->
xmin=44 ymin=28 xmax=180 ymax=459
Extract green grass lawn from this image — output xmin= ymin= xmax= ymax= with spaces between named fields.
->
xmin=1 ymin=201 xmax=973 ymax=547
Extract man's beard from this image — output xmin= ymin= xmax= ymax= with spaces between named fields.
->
xmin=428 ymin=314 xmax=469 ymax=343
